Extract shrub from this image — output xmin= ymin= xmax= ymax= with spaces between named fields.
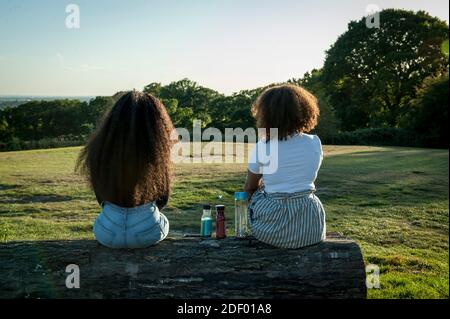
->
xmin=403 ymin=73 xmax=449 ymax=149
xmin=325 ymin=128 xmax=424 ymax=147
xmin=0 ymin=135 xmax=86 ymax=152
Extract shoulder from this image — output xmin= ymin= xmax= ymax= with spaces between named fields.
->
xmin=300 ymin=133 xmax=318 ymax=140
xmin=296 ymin=133 xmax=321 ymax=144
xmin=305 ymin=133 xmax=321 ymax=141
xmin=300 ymin=133 xmax=322 ymax=153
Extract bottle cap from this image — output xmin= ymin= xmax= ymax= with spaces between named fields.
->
xmin=234 ymin=192 xmax=248 ymax=200
xmin=203 ymin=204 xmax=211 ymax=210
xmin=215 ymin=205 xmax=225 ymax=211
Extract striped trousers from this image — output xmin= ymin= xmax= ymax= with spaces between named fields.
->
xmin=248 ymin=189 xmax=326 ymax=249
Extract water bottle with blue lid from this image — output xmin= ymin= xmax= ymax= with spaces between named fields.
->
xmin=234 ymin=192 xmax=250 ymax=238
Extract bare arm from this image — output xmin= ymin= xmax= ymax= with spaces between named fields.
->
xmin=244 ymin=170 xmax=262 ymax=199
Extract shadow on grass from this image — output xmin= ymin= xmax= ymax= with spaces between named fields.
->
xmin=0 ymin=194 xmax=77 ymax=204
xmin=0 ymin=147 xmax=447 ymax=229
xmin=317 ymin=147 xmax=448 ymax=208
xmin=0 ymin=184 xmax=20 ymax=191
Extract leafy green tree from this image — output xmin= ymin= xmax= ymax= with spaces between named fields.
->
xmin=322 ymin=9 xmax=449 ymax=130
xmin=404 ymin=72 xmax=449 ymax=148
xmin=0 ymin=99 xmax=104 ymax=143
xmin=83 ymin=96 xmax=115 ymax=126
xmin=0 ymin=111 xmax=12 ymax=143
xmin=161 ymin=98 xmax=195 ymax=128
xmin=143 ymin=83 xmax=162 ymax=97
xmin=144 ymin=78 xmax=220 ymax=127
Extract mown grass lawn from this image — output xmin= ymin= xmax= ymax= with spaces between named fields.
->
xmin=0 ymin=144 xmax=448 ymax=299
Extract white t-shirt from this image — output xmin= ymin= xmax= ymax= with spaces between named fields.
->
xmin=248 ymin=133 xmax=323 ymax=193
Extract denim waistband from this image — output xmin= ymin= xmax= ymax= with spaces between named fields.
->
xmin=101 ymin=201 xmax=157 ymax=214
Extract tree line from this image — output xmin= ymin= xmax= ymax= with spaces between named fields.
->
xmin=0 ymin=9 xmax=448 ymax=151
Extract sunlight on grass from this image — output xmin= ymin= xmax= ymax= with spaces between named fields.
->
xmin=0 ymin=144 xmax=448 ymax=299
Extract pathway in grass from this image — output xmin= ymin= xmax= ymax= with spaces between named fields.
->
xmin=0 ymin=145 xmax=448 ymax=298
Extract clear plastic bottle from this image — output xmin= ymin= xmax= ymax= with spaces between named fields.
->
xmin=200 ymin=204 xmax=213 ymax=237
xmin=234 ymin=192 xmax=249 ymax=238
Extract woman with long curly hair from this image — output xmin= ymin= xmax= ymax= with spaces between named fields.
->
xmin=245 ymin=84 xmax=326 ymax=249
xmin=77 ymin=91 xmax=175 ymax=249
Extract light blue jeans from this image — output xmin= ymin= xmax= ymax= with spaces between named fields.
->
xmin=93 ymin=201 xmax=169 ymax=249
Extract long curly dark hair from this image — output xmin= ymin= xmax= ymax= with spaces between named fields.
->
xmin=76 ymin=91 xmax=175 ymax=208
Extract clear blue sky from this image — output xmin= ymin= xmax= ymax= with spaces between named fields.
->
xmin=0 ymin=0 xmax=448 ymax=96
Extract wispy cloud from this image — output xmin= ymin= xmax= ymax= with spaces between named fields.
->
xmin=57 ymin=52 xmax=75 ymax=71
xmin=80 ymin=64 xmax=107 ymax=72
xmin=57 ymin=52 xmax=107 ymax=72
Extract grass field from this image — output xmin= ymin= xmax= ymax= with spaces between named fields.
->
xmin=0 ymin=144 xmax=448 ymax=299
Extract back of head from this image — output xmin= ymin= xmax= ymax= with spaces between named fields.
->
xmin=252 ymin=84 xmax=320 ymax=140
xmin=77 ymin=91 xmax=175 ymax=207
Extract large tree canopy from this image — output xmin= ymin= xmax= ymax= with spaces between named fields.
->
xmin=144 ymin=78 xmax=260 ymax=131
xmin=322 ymin=9 xmax=449 ymax=130
xmin=405 ymin=72 xmax=449 ymax=148
xmin=144 ymin=78 xmax=221 ymax=127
